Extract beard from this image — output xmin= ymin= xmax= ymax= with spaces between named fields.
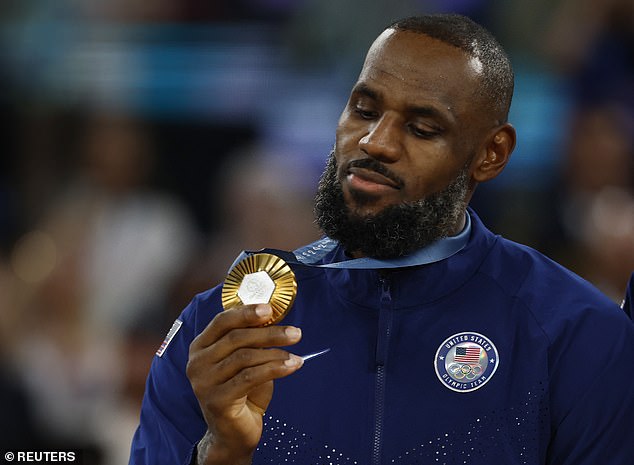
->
xmin=314 ymin=151 xmax=470 ymax=259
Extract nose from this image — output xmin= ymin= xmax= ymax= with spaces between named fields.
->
xmin=358 ymin=114 xmax=402 ymax=162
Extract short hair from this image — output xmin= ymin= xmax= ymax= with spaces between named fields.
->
xmin=389 ymin=14 xmax=514 ymax=123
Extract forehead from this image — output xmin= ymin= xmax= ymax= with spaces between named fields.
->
xmin=358 ymin=29 xmax=483 ymax=114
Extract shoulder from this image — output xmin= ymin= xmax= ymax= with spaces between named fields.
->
xmin=484 ymin=235 xmax=617 ymax=309
xmin=181 ymin=285 xmax=224 ymax=336
xmin=480 ymin=234 xmax=631 ymax=341
xmin=469 ymin=211 xmax=615 ymax=314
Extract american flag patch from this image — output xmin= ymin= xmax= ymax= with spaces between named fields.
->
xmin=454 ymin=346 xmax=481 ymax=364
xmin=435 ymin=332 xmax=499 ymax=393
xmin=156 ymin=319 xmax=183 ymax=357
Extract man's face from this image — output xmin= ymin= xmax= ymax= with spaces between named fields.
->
xmin=335 ymin=29 xmax=488 ymax=217
xmin=315 ymin=29 xmax=490 ymax=258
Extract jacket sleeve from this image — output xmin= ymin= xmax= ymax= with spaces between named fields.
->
xmin=622 ymin=272 xmax=633 ymax=319
xmin=546 ymin=303 xmax=634 ymax=465
xmin=129 ymin=293 xmax=214 ymax=465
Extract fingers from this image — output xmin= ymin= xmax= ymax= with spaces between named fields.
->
xmin=213 ymin=347 xmax=302 ymax=384
xmin=214 ymin=353 xmax=303 ymax=402
xmin=189 ymin=346 xmax=303 ymax=393
xmin=191 ymin=303 xmax=302 ymax=360
xmin=188 ymin=346 xmax=303 ymax=420
xmin=201 ymin=325 xmax=302 ymax=365
xmin=191 ymin=304 xmax=283 ymax=350
xmin=187 ymin=302 xmax=304 ymax=408
xmin=190 ymin=303 xmax=302 ymax=362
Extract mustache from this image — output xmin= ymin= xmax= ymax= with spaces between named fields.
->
xmin=345 ymin=158 xmax=405 ymax=189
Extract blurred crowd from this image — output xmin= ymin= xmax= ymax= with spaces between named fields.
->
xmin=0 ymin=0 xmax=632 ymax=463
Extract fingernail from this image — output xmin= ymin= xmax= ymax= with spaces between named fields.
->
xmin=284 ymin=354 xmax=304 ymax=368
xmin=285 ymin=327 xmax=302 ymax=340
xmin=255 ymin=304 xmax=272 ymax=317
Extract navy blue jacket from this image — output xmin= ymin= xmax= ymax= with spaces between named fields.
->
xmin=130 ymin=210 xmax=634 ymax=464
xmin=622 ymin=272 xmax=633 ymax=319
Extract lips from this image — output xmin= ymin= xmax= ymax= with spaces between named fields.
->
xmin=347 ymin=167 xmax=402 ymax=190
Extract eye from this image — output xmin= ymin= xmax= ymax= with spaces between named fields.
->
xmin=353 ymin=107 xmax=378 ymax=120
xmin=407 ymin=123 xmax=440 ymax=139
xmin=351 ymin=100 xmax=379 ymax=120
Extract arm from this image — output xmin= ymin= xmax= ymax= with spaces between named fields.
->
xmin=129 ymin=298 xmax=208 ymax=465
xmin=129 ymin=293 xmax=303 ymax=465
xmin=546 ymin=304 xmax=634 ymax=464
xmin=194 ymin=431 xmax=250 ymax=465
xmin=187 ymin=303 xmax=303 ymax=465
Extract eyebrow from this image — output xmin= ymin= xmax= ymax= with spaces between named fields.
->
xmin=351 ymin=83 xmax=380 ymax=102
xmin=350 ymin=83 xmax=455 ymax=126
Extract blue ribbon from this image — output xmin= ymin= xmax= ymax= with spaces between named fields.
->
xmin=228 ymin=213 xmax=471 ymax=271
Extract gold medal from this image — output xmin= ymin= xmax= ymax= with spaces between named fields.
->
xmin=221 ymin=253 xmax=297 ymax=326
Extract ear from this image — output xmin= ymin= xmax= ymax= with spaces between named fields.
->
xmin=472 ymin=123 xmax=516 ymax=183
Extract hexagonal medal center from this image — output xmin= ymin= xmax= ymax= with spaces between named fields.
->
xmin=238 ymin=271 xmax=276 ymax=305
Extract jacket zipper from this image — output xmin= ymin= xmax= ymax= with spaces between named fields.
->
xmin=372 ymin=276 xmax=393 ymax=465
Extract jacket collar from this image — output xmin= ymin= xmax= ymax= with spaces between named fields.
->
xmin=318 ymin=208 xmax=498 ymax=308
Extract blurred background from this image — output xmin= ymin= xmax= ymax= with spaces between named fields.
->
xmin=0 ymin=0 xmax=632 ymax=462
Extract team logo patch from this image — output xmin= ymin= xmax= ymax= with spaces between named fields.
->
xmin=434 ymin=332 xmax=499 ymax=393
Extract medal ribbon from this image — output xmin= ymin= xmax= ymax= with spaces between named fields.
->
xmin=229 ymin=213 xmax=471 ymax=271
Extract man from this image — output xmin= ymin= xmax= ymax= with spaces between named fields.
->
xmin=129 ymin=14 xmax=634 ymax=465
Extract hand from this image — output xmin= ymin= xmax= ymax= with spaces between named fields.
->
xmin=186 ymin=304 xmax=303 ymax=464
